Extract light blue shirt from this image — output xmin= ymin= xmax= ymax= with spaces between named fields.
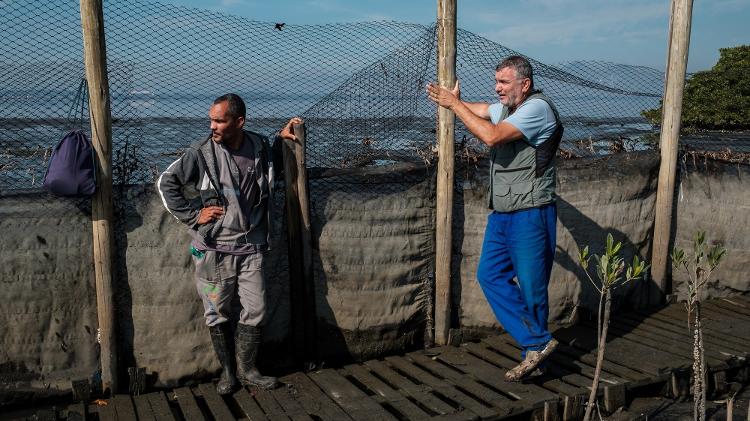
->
xmin=488 ymin=98 xmax=557 ymax=147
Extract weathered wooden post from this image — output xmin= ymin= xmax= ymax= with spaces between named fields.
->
xmin=651 ymin=0 xmax=694 ymax=299
xmin=282 ymin=123 xmax=315 ymax=363
xmin=434 ymin=0 xmax=456 ymax=346
xmin=80 ymin=0 xmax=118 ymax=394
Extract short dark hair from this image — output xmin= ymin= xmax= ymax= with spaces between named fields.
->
xmin=213 ymin=93 xmax=246 ymax=119
xmin=496 ymin=55 xmax=535 ymax=90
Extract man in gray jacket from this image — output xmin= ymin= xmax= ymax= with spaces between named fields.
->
xmin=158 ymin=93 xmax=301 ymax=393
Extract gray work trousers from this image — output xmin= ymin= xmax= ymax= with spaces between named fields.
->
xmin=193 ymin=249 xmax=266 ymax=327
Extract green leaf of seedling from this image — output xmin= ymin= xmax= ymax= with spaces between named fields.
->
xmin=606 ymin=233 xmax=614 ymax=254
xmin=671 ymin=248 xmax=685 ymax=267
xmin=694 ymin=231 xmax=706 ymax=246
xmin=708 ymin=244 xmax=727 ymax=269
xmin=693 ymin=231 xmax=706 ymax=263
xmin=611 ymin=240 xmax=622 ymax=257
xmin=578 ymin=246 xmax=590 ymax=270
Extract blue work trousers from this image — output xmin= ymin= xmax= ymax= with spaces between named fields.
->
xmin=476 ymin=203 xmax=556 ymax=357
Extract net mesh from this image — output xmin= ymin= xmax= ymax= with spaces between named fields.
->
xmin=1 ymin=0 xmax=675 ymax=198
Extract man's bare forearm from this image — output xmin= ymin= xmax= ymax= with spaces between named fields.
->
xmin=459 ymin=100 xmax=491 ymax=119
xmin=452 ymin=101 xmax=522 ymax=147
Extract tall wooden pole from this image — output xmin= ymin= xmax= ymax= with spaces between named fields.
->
xmin=434 ymin=0 xmax=456 ymax=346
xmin=651 ymin=0 xmax=694 ymax=299
xmin=80 ymin=0 xmax=118 ymax=394
xmin=283 ymin=123 xmax=316 ymax=363
xmin=292 ymin=124 xmax=314 ymax=320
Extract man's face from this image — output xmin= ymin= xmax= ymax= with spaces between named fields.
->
xmin=495 ymin=67 xmax=530 ymax=109
xmin=209 ymin=101 xmax=244 ymax=144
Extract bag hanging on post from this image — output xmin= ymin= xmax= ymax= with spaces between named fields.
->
xmin=42 ymin=129 xmax=97 ymax=197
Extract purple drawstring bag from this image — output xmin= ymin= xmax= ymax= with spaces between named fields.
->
xmin=42 ymin=130 xmax=97 ymax=197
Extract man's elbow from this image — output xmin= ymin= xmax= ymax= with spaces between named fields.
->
xmin=479 ymin=131 xmax=507 ymax=147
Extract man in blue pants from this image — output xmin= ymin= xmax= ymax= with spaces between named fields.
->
xmin=427 ymin=55 xmax=563 ymax=381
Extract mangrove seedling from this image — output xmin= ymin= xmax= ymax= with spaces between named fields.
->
xmin=671 ymin=231 xmax=727 ymax=421
xmin=579 ymin=233 xmax=648 ymax=421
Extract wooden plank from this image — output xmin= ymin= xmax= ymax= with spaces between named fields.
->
xmin=362 ymin=359 xmax=455 ymax=416
xmin=405 ymin=351 xmax=517 ymax=416
xmin=581 ymin=319 xmax=694 ymax=365
xmin=232 ymin=388 xmax=269 ymax=421
xmin=281 ymin=372 xmax=352 ymax=421
xmin=146 ymin=391 xmax=176 ymax=421
xmin=645 ymin=309 xmax=750 ymax=352
xmin=552 ymin=341 xmax=650 ymax=383
xmin=701 ymin=302 xmax=750 ymax=326
xmin=461 ymin=342 xmax=583 ymax=399
xmin=531 ymin=400 xmax=560 ymax=421
xmin=715 ymin=297 xmax=750 ymax=315
xmin=562 ymin=395 xmax=586 ymax=421
xmin=706 ymin=299 xmax=750 ymax=318
xmin=604 ymin=384 xmax=626 ymax=413
xmin=385 ymin=355 xmax=494 ymax=418
xmin=556 ymin=324 xmax=674 ymax=374
xmin=597 ymin=318 xmax=726 ymax=368
xmin=482 ymin=335 xmax=629 ymax=386
xmin=699 ymin=305 xmax=750 ymax=341
xmin=671 ymin=367 xmax=692 ymax=397
xmin=133 ymin=394 xmax=157 ymax=421
xmin=272 ymin=382 xmax=320 ymax=421
xmin=647 ymin=306 xmax=750 ymax=350
xmin=620 ymin=312 xmax=749 ymax=358
xmin=434 ymin=345 xmax=557 ymax=404
xmin=342 ymin=364 xmax=432 ymax=420
xmin=113 ymin=395 xmax=138 ymax=421
xmin=98 ymin=399 xmax=117 ymax=421
xmin=553 ymin=325 xmax=674 ymax=376
xmin=197 ymin=382 xmax=234 ymax=421
xmin=712 ymin=370 xmax=728 ymax=395
xmin=431 ymin=409 xmax=483 ymax=421
xmin=253 ymin=389 xmax=291 ymax=421
xmin=66 ymin=402 xmax=86 ymax=421
xmin=173 ymin=387 xmax=204 ymax=421
xmin=309 ymin=368 xmax=397 ymax=421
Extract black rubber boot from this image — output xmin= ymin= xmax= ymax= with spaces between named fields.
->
xmin=208 ymin=323 xmax=239 ymax=395
xmin=235 ymin=324 xmax=278 ymax=390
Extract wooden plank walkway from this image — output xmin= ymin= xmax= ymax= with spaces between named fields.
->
xmin=76 ymin=297 xmax=750 ymax=420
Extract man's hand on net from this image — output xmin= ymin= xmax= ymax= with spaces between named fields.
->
xmin=197 ymin=206 xmax=224 ymax=224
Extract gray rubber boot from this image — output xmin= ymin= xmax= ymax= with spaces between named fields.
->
xmin=235 ymin=324 xmax=279 ymax=390
xmin=208 ymin=323 xmax=239 ymax=395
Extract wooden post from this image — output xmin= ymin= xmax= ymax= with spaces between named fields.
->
xmin=80 ymin=0 xmax=118 ymax=394
xmin=293 ymin=123 xmax=314 ymax=305
xmin=434 ymin=0 xmax=456 ymax=346
xmin=651 ymin=0 xmax=694 ymax=299
xmin=282 ymin=123 xmax=315 ymax=363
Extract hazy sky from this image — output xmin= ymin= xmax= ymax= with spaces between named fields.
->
xmin=160 ymin=0 xmax=748 ymax=72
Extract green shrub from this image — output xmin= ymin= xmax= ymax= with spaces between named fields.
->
xmin=642 ymin=45 xmax=750 ymax=130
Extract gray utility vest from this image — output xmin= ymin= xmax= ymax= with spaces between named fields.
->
xmin=488 ymin=92 xmax=564 ymax=212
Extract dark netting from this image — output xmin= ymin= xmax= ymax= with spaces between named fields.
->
xmin=1 ymin=0 xmax=670 ymax=203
